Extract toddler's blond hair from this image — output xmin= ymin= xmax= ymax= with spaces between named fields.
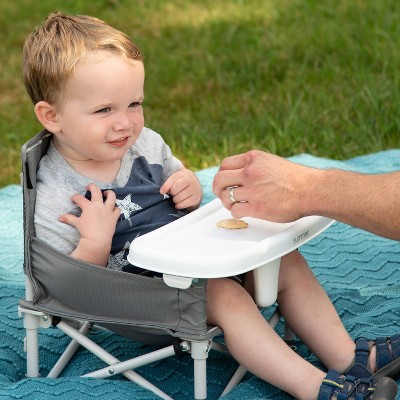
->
xmin=23 ymin=12 xmax=143 ymax=106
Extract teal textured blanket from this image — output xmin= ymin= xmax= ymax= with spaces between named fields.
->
xmin=0 ymin=150 xmax=399 ymax=399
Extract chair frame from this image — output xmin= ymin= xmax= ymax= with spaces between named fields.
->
xmin=19 ymin=277 xmax=284 ymax=399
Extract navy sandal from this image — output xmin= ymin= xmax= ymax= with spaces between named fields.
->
xmin=347 ymin=336 xmax=400 ymax=379
xmin=318 ymin=369 xmax=398 ymax=400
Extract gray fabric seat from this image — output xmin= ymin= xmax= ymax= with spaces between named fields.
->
xmin=18 ymin=130 xmax=290 ymax=399
xmin=18 ymin=130 xmax=231 ymax=400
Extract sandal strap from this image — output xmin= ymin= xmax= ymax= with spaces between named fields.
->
xmin=355 ymin=377 xmax=375 ymax=398
xmin=354 ymin=338 xmax=370 ymax=369
xmin=318 ymin=370 xmax=343 ymax=400
xmin=376 ymin=334 xmax=400 ymax=370
xmin=318 ymin=370 xmax=360 ymax=400
xmin=346 ymin=338 xmax=372 ymax=378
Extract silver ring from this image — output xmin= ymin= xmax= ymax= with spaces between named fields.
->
xmin=228 ymin=186 xmax=238 ymax=204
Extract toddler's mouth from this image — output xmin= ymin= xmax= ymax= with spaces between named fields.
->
xmin=109 ymin=137 xmax=129 ymax=147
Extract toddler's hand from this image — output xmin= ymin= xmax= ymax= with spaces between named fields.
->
xmin=160 ymin=169 xmax=203 ymax=211
xmin=59 ymin=183 xmax=120 ymax=265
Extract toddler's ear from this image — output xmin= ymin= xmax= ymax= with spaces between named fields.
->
xmin=34 ymin=101 xmax=62 ymax=134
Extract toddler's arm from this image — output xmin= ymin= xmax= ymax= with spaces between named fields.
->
xmin=160 ymin=168 xmax=203 ymax=212
xmin=59 ymin=183 xmax=120 ymax=266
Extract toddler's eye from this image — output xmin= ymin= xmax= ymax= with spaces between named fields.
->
xmin=129 ymin=102 xmax=142 ymax=108
xmin=96 ymin=107 xmax=111 ymax=113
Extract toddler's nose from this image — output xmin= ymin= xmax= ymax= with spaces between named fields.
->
xmin=113 ymin=112 xmax=133 ymax=131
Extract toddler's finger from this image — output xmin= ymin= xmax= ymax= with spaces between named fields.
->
xmin=70 ymin=193 xmax=89 ymax=208
xmin=86 ymin=183 xmax=103 ymax=202
xmin=103 ymin=190 xmax=117 ymax=206
xmin=160 ymin=175 xmax=176 ymax=195
xmin=59 ymin=213 xmax=78 ymax=227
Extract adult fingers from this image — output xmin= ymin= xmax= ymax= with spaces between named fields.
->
xmin=218 ymin=153 xmax=247 ymax=171
xmin=213 ymin=168 xmax=247 ymax=198
xmin=229 ymin=202 xmax=249 ymax=220
xmin=213 ymin=154 xmax=249 ymax=195
xmin=220 ymin=186 xmax=248 ymax=210
xmin=228 ymin=185 xmax=247 ymax=203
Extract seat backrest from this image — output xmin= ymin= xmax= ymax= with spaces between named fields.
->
xmin=20 ymin=130 xmax=212 ymax=342
xmin=21 ymin=129 xmax=52 ymax=275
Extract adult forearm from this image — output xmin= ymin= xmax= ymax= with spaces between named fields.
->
xmin=305 ymin=169 xmax=400 ymax=240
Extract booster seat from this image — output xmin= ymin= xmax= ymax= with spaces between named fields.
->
xmin=18 ymin=129 xmax=334 ymax=399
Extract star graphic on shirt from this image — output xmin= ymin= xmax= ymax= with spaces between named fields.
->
xmin=108 ymin=241 xmax=131 ymax=270
xmin=116 ymin=194 xmax=142 ymax=220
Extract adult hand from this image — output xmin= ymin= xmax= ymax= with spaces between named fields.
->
xmin=213 ymin=150 xmax=400 ymax=240
xmin=212 ymin=150 xmax=319 ymax=222
xmin=160 ymin=168 xmax=203 ymax=211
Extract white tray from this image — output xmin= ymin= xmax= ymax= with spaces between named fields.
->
xmin=128 ymin=198 xmax=334 ymax=306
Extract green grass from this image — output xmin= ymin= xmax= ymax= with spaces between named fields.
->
xmin=1 ymin=0 xmax=399 ymax=187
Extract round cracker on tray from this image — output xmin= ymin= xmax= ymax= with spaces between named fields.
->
xmin=217 ymin=218 xmax=248 ymax=229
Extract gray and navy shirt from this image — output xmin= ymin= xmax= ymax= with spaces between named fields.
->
xmin=35 ymin=127 xmax=186 ymax=273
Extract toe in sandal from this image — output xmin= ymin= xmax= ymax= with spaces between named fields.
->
xmin=318 ymin=369 xmax=398 ymax=400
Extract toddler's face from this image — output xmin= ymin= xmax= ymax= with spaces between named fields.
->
xmin=53 ymin=50 xmax=145 ymax=166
